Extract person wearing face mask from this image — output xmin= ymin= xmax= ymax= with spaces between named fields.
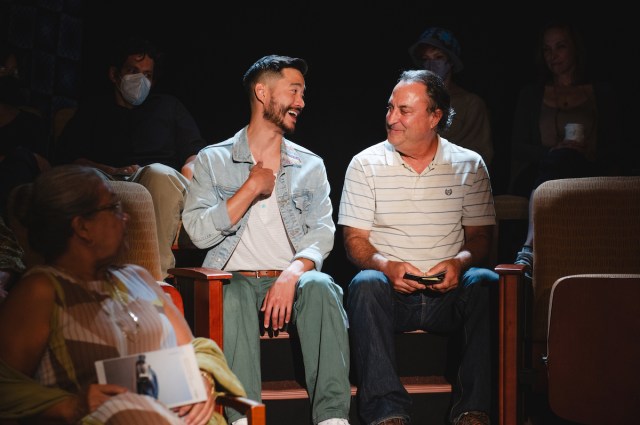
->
xmin=119 ymin=71 xmax=152 ymax=106
xmin=54 ymin=36 xmax=207 ymax=280
xmin=408 ymin=26 xmax=494 ymax=167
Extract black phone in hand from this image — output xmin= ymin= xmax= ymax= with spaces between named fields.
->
xmin=403 ymin=270 xmax=446 ymax=285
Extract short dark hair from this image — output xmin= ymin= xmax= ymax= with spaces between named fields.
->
xmin=242 ymin=55 xmax=308 ymax=96
xmin=397 ymin=69 xmax=455 ymax=133
xmin=108 ymin=36 xmax=163 ymax=78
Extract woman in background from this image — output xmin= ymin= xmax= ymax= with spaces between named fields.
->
xmin=510 ymin=19 xmax=621 ymax=273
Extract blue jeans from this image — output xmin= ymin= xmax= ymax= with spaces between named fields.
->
xmin=346 ymin=268 xmax=496 ymax=424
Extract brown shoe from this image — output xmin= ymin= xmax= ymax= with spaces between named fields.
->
xmin=378 ymin=418 xmax=407 ymax=425
xmin=453 ymin=411 xmax=490 ymax=425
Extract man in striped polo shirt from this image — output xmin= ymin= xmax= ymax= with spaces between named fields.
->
xmin=338 ymin=69 xmax=497 ymax=425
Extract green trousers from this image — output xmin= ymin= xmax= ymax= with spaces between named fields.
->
xmin=222 ymin=271 xmax=351 ymax=424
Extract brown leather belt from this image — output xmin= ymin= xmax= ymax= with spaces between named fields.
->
xmin=237 ymin=270 xmax=283 ymax=278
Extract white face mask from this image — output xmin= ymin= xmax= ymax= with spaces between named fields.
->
xmin=118 ymin=73 xmax=151 ymax=106
xmin=422 ymin=59 xmax=452 ymax=80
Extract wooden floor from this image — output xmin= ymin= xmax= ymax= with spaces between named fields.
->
xmin=262 ymin=375 xmax=451 ymax=400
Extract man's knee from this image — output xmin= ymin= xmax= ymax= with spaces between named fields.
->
xmin=460 ymin=268 xmax=495 ymax=313
xmin=135 ymin=163 xmax=188 ymax=194
xmin=298 ymin=270 xmax=342 ymax=298
xmin=349 ymin=270 xmax=387 ymax=298
xmin=462 ymin=267 xmax=498 ymax=288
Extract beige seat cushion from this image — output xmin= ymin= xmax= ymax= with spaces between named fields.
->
xmin=110 ymin=181 xmax=163 ymax=282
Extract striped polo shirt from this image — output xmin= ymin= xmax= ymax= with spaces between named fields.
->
xmin=338 ymin=136 xmax=495 ymax=272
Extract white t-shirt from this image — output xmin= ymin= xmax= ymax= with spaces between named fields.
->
xmin=225 ymin=179 xmax=294 ymax=271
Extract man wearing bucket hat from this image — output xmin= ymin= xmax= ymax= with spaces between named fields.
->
xmin=409 ymin=27 xmax=494 ymax=167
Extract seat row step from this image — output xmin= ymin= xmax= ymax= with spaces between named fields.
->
xmin=262 ymin=376 xmax=452 ymax=400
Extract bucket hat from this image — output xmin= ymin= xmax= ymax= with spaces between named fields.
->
xmin=408 ymin=27 xmax=463 ymax=73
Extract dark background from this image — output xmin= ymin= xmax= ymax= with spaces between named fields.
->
xmin=3 ymin=2 xmax=638 ymax=284
xmin=78 ymin=6 xmax=638 ymax=195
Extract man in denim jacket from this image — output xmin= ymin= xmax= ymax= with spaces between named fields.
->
xmin=182 ymin=55 xmax=351 ymax=425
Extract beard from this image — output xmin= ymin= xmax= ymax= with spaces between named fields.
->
xmin=263 ymin=98 xmax=296 ymax=134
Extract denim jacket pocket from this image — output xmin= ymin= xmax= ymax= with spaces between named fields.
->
xmin=292 ymin=190 xmax=312 ymax=214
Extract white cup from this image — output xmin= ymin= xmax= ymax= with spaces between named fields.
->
xmin=564 ymin=123 xmax=585 ymax=144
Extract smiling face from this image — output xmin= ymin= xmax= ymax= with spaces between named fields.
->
xmin=261 ymin=67 xmax=305 ymax=134
xmin=543 ymin=27 xmax=577 ymax=78
xmin=385 ymin=80 xmax=441 ymax=153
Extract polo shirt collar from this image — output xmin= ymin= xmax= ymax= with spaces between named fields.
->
xmin=383 ymin=134 xmax=451 ymax=166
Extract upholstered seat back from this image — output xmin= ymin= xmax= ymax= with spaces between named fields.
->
xmin=7 ymin=180 xmax=163 ymax=282
xmin=109 ymin=181 xmax=162 ymax=281
xmin=531 ymin=176 xmax=640 ymax=341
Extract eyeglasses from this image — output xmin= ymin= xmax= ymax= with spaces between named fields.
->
xmin=83 ymin=201 xmax=124 ymax=217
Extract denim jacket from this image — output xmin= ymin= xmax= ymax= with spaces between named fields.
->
xmin=182 ymin=127 xmax=335 ymax=271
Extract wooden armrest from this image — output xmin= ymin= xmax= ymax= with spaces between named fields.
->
xmin=495 ymin=263 xmax=527 ymax=275
xmin=216 ymin=395 xmax=266 ymax=425
xmin=168 ymin=267 xmax=232 ymax=348
xmin=162 ymin=269 xmax=264 ymax=424
xmin=495 ymin=263 xmax=527 ymax=425
xmin=169 ymin=267 xmax=232 ymax=280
